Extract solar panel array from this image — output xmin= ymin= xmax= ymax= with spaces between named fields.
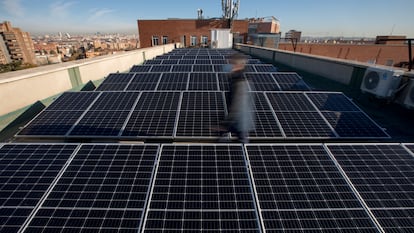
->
xmin=4 ymin=48 xmax=412 ymax=232
xmin=1 ymin=142 xmax=414 ymax=232
xmin=17 ymin=91 xmax=389 ymax=140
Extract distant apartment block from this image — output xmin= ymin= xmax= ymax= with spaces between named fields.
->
xmin=247 ymin=16 xmax=281 ymax=48
xmin=137 ymin=19 xmax=249 ymax=48
xmin=0 ymin=21 xmax=36 ymax=64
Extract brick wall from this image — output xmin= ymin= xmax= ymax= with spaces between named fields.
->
xmin=278 ymin=43 xmax=413 ymax=67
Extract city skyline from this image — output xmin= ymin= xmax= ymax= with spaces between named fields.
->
xmin=1 ymin=0 xmax=414 ymax=37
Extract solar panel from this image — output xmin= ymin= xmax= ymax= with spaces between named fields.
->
xmin=246 ymin=144 xmax=380 ymax=232
xmin=266 ymin=92 xmax=336 ymax=138
xmin=266 ymin=92 xmax=316 ymax=111
xmin=327 ymin=143 xmax=414 ymax=232
xmin=130 ymin=65 xmax=152 ymax=72
xmin=143 ymin=59 xmax=162 ymax=64
xmin=126 ymin=73 xmax=161 ymax=91
xmin=142 ymin=144 xmax=261 ymax=232
xmin=96 ymin=83 xmax=129 ymax=91
xmin=150 ymin=65 xmax=172 ymax=72
xmin=18 ymin=111 xmax=84 ymax=136
xmin=25 ymin=144 xmax=159 ymax=233
xmin=122 ymin=92 xmax=181 ymax=137
xmin=193 ymin=64 xmax=214 ymax=72
xmin=306 ymin=92 xmax=389 ymax=138
xmin=176 ymin=92 xmax=225 ymax=137
xmin=327 ymin=144 xmax=414 ymax=209
xmin=188 ymin=73 xmax=218 ymax=90
xmin=254 ymin=64 xmax=278 ymax=72
xmin=306 ymin=92 xmax=361 ymax=112
xmin=211 ymin=59 xmax=227 ymax=65
xmin=272 ymin=73 xmax=311 ymax=91
xmin=162 ymin=59 xmax=179 ymax=64
xmin=46 ymin=92 xmax=100 ymax=111
xmin=323 ymin=111 xmax=389 ymax=138
xmin=245 ymin=73 xmax=280 ymax=91
xmin=171 ymin=64 xmax=192 ymax=72
xmin=69 ymin=110 xmax=130 ymax=136
xmin=89 ymin=92 xmax=139 ymax=111
xmin=178 ymin=59 xmax=194 ymax=64
xmin=249 ymin=93 xmax=283 ymax=138
xmin=195 ymin=59 xmax=211 ymax=64
xmin=157 ymin=73 xmax=189 ymax=90
xmin=217 ymin=73 xmax=231 ymax=91
xmin=0 ymin=144 xmax=78 ymax=233
xmin=101 ymin=73 xmax=135 ymax=84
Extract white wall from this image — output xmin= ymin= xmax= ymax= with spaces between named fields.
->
xmin=0 ymin=44 xmax=177 ymax=116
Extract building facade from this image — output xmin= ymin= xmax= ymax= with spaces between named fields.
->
xmin=285 ymin=30 xmax=302 ymax=42
xmin=247 ymin=16 xmax=281 ymax=48
xmin=0 ymin=21 xmax=36 ymax=64
xmin=137 ymin=19 xmax=249 ymax=48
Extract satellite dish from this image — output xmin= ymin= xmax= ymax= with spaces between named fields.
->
xmin=364 ymin=71 xmax=380 ymax=90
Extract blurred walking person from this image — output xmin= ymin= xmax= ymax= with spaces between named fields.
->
xmin=219 ymin=53 xmax=255 ymax=143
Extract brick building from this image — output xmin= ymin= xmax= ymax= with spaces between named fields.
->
xmin=137 ymin=19 xmax=249 ymax=48
xmin=0 ymin=21 xmax=36 ymax=64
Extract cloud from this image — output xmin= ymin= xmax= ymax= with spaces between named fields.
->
xmin=88 ymin=8 xmax=115 ymax=21
xmin=49 ymin=1 xmax=76 ymax=18
xmin=2 ymin=0 xmax=25 ymax=17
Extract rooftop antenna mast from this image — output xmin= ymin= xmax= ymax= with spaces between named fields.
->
xmin=222 ymin=0 xmax=240 ymax=28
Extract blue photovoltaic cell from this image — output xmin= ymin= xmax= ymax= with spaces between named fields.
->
xmin=306 ymin=93 xmax=360 ymax=112
xmin=323 ymin=112 xmax=389 ymax=138
xmin=178 ymin=60 xmax=194 ymax=65
xmin=217 ymin=73 xmax=231 ymax=91
xmin=25 ymin=144 xmax=159 ymax=233
xmin=157 ymin=73 xmax=188 ymax=90
xmin=327 ymin=144 xmax=414 ymax=232
xmin=245 ymin=73 xmax=279 ymax=91
xmin=266 ymin=92 xmax=316 ymax=112
xmin=327 ymin=144 xmax=414 ymax=209
xmin=172 ymin=65 xmax=193 ymax=72
xmin=69 ymin=110 xmax=130 ymax=136
xmin=162 ymin=59 xmax=179 ymax=64
xmin=46 ymin=92 xmax=99 ymax=111
xmin=130 ymin=65 xmax=152 ymax=72
xmin=18 ymin=111 xmax=84 ymax=136
xmin=272 ymin=73 xmax=310 ymax=91
xmin=89 ymin=92 xmax=139 ymax=111
xmin=144 ymin=60 xmax=162 ymax=64
xmin=254 ymin=64 xmax=277 ymax=72
xmin=143 ymin=144 xmax=260 ymax=232
xmin=246 ymin=144 xmax=379 ymax=233
xmin=0 ymin=144 xmax=77 ymax=233
xmin=176 ymin=92 xmax=225 ymax=137
xmin=122 ymin=92 xmax=181 ymax=137
xmin=101 ymin=73 xmax=135 ymax=84
xmin=188 ymin=73 xmax=218 ymax=90
xmin=193 ymin=64 xmax=214 ymax=72
xmin=248 ymin=93 xmax=283 ymax=138
xmin=276 ymin=111 xmax=336 ymax=138
xmin=126 ymin=73 xmax=161 ymax=91
xmin=150 ymin=65 xmax=172 ymax=72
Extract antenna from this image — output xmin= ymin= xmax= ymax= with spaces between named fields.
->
xmin=222 ymin=0 xmax=240 ymax=28
xmin=390 ymin=24 xmax=396 ymax=35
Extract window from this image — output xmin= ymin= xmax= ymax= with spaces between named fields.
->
xmin=201 ymin=36 xmax=208 ymax=46
xmin=162 ymin=36 xmax=168 ymax=44
xmin=190 ymin=36 xmax=197 ymax=46
xmin=152 ymin=36 xmax=159 ymax=46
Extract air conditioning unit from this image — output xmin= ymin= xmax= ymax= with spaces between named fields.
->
xmin=402 ymin=79 xmax=414 ymax=109
xmin=361 ymin=67 xmax=404 ymax=98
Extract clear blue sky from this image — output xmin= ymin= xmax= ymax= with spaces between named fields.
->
xmin=1 ymin=0 xmax=413 ymax=37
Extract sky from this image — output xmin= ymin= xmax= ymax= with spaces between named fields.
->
xmin=1 ymin=0 xmax=413 ymax=37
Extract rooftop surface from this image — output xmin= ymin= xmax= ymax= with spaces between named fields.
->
xmin=0 ymin=48 xmax=413 ymax=232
